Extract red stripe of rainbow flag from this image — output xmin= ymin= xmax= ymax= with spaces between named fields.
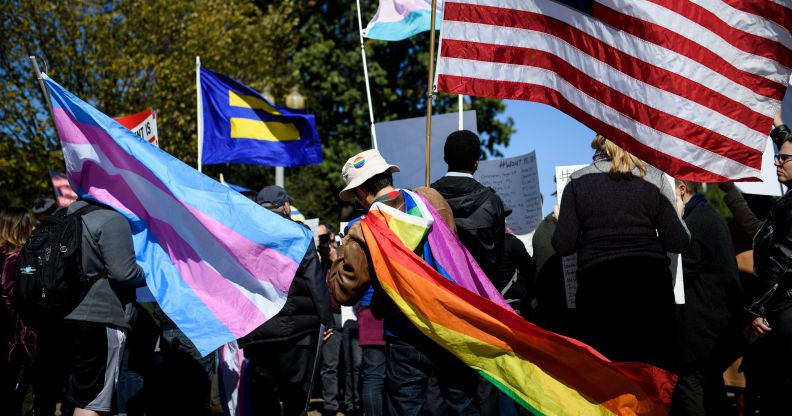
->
xmin=360 ymin=213 xmax=676 ymax=416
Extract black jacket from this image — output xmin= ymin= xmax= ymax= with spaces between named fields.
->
xmin=675 ymin=199 xmax=742 ymax=365
xmin=748 ymin=191 xmax=792 ymax=317
xmin=431 ymin=175 xmax=509 ymax=280
xmin=496 ymin=233 xmax=534 ymax=308
xmin=239 ymin=222 xmax=334 ymax=347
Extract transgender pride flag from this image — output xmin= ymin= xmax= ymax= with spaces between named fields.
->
xmin=363 ymin=0 xmax=443 ymax=41
xmin=43 ymin=75 xmax=312 ymax=355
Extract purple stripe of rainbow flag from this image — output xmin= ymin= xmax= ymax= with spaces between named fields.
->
xmin=44 ymin=75 xmax=312 ymax=355
xmin=360 ymin=212 xmax=676 ymax=415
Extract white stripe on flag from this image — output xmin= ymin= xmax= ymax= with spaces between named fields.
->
xmin=439 ymin=58 xmax=760 ymax=179
xmin=63 ymin=142 xmax=289 ymax=322
xmin=437 ymin=0 xmax=790 ymax=181
xmin=692 ymin=0 xmax=792 ymax=49
xmin=440 ymin=21 xmax=768 ymax=147
xmin=595 ymin=0 xmax=791 ymax=78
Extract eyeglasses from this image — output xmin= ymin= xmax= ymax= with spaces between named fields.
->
xmin=774 ymin=153 xmax=792 ymax=164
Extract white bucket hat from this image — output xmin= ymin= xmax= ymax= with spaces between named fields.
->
xmin=339 ymin=149 xmax=400 ymax=201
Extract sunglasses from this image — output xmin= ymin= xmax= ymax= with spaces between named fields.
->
xmin=774 ymin=153 xmax=792 ymax=164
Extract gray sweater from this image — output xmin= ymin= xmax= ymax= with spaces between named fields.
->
xmin=552 ymin=161 xmax=689 ymax=271
xmin=65 ymin=201 xmax=146 ymax=329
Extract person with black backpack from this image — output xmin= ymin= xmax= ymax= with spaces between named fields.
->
xmin=16 ymin=199 xmax=145 ymax=416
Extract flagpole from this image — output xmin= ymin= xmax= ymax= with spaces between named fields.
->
xmin=29 ymin=57 xmax=53 ymax=112
xmin=30 ymin=56 xmax=69 ymax=176
xmin=458 ymin=95 xmax=464 ymax=130
xmin=424 ymin=0 xmax=439 ymax=187
xmin=196 ymin=56 xmax=204 ymax=173
xmin=355 ymin=0 xmax=378 ymax=150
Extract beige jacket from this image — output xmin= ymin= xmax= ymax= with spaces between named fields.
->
xmin=328 ymin=187 xmax=456 ymax=318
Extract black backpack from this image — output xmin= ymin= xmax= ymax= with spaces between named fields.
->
xmin=14 ymin=204 xmax=103 ymax=325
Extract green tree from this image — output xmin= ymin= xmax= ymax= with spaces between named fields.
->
xmin=267 ymin=0 xmax=515 ymax=220
xmin=0 ymin=0 xmax=300 ymax=206
xmin=0 ymin=0 xmax=514 ymax=222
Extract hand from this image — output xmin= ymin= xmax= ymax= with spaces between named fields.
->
xmin=718 ymin=182 xmax=736 ymax=193
xmin=323 ymin=328 xmax=334 ymax=343
xmin=552 ymin=204 xmax=560 ymax=223
xmin=328 ymin=245 xmax=339 ymax=262
xmin=752 ymin=316 xmax=771 ymax=337
xmin=774 ymin=109 xmax=784 ymax=128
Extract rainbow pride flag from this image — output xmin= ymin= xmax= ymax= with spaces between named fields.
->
xmin=362 ymin=190 xmax=677 ymax=415
xmin=44 ymin=75 xmax=312 ymax=356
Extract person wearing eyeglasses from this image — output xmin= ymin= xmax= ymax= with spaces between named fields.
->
xmin=742 ymin=111 xmax=792 ymax=414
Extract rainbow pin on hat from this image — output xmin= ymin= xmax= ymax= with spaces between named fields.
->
xmin=339 ymin=149 xmax=400 ymax=201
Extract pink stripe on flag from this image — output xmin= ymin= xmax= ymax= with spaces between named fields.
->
xmin=53 ymin=107 xmax=296 ymax=293
xmin=418 ymin=193 xmax=511 ymax=309
xmin=69 ymin=163 xmax=273 ymax=337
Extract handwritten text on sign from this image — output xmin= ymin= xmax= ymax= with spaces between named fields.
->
xmin=476 ymin=152 xmax=543 ymax=235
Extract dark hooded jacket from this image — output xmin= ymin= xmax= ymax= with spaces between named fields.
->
xmin=239 ymin=220 xmax=334 ymax=347
xmin=431 ymin=175 xmax=510 ymax=281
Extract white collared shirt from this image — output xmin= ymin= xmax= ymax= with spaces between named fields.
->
xmin=444 ymin=172 xmax=475 ymax=179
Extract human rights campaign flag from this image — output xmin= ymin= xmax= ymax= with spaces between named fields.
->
xmin=199 ymin=67 xmax=322 ymax=167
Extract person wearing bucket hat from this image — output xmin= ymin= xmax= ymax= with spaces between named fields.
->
xmin=329 ymin=149 xmax=480 ymax=416
xmin=338 ymin=149 xmax=401 ymax=203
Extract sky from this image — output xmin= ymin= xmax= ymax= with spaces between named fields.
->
xmin=497 ymin=100 xmax=595 ymax=214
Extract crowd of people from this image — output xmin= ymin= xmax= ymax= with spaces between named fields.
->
xmin=0 ymin=119 xmax=791 ymax=416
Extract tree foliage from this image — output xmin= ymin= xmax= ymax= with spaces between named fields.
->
xmin=0 ymin=0 xmax=514 ymax=221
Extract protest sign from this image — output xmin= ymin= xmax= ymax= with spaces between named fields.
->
xmin=49 ymin=171 xmax=78 ymax=207
xmin=114 ymin=108 xmax=159 ymax=147
xmin=475 ymin=152 xmax=542 ymax=235
xmin=782 ymin=74 xmax=791 ymax=125
xmin=555 ymin=164 xmax=587 ymax=308
xmin=736 ymin=138 xmax=784 ymax=197
xmin=377 ymin=111 xmax=477 ymax=189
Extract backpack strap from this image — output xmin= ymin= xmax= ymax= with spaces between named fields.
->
xmin=501 ymin=270 xmax=519 ymax=297
xmin=69 ymin=203 xmax=104 ymax=219
xmin=69 ymin=203 xmax=110 ymax=281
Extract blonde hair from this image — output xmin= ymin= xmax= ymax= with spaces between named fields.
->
xmin=591 ymin=134 xmax=647 ymax=177
xmin=0 ymin=208 xmax=34 ymax=252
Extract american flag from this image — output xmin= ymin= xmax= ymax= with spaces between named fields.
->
xmin=435 ymin=0 xmax=792 ymax=182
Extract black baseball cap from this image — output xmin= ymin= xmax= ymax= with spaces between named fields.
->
xmin=256 ymin=185 xmax=293 ymax=208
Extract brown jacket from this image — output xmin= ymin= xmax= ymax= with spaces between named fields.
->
xmin=328 ymin=187 xmax=455 ymax=318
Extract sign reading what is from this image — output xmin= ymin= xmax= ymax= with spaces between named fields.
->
xmin=114 ymin=108 xmax=159 ymax=147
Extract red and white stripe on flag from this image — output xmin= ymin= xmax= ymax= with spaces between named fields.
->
xmin=435 ymin=0 xmax=792 ymax=182
xmin=114 ymin=108 xmax=159 ymax=147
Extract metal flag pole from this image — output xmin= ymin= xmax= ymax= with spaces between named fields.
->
xmin=424 ymin=0 xmax=439 ymax=187
xmin=196 ymin=56 xmax=204 ymax=173
xmin=355 ymin=0 xmax=378 ymax=149
xmin=30 ymin=56 xmax=68 ymax=172
xmin=29 ymin=56 xmax=54 ymax=113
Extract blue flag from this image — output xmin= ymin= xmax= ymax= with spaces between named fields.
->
xmin=199 ymin=67 xmax=322 ymax=167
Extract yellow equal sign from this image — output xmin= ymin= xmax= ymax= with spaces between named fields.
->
xmin=228 ymin=91 xmax=300 ymax=142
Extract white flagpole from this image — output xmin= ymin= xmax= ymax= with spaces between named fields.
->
xmin=29 ymin=56 xmax=66 ymax=159
xmin=355 ymin=0 xmax=378 ymax=150
xmin=196 ymin=56 xmax=204 ymax=173
xmin=29 ymin=57 xmax=53 ymax=112
xmin=458 ymin=94 xmax=464 ymax=130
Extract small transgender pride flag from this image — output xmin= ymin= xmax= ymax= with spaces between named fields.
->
xmin=43 ymin=74 xmax=312 ymax=356
xmin=363 ymin=0 xmax=443 ymax=41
